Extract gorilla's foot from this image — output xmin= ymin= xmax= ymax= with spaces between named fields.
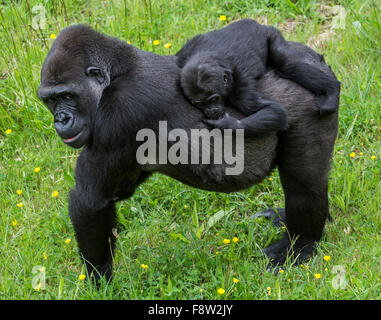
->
xmin=264 ymin=233 xmax=316 ymax=268
xmin=252 ymin=207 xmax=286 ymax=227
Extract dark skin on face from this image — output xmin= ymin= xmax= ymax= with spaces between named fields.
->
xmin=37 ymin=63 xmax=107 ymax=148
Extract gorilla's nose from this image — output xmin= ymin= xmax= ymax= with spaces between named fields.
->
xmin=54 ymin=111 xmax=74 ymax=134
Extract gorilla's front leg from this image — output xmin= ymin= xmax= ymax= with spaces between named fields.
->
xmin=68 ymin=149 xmax=143 ymax=283
xmin=69 ymin=190 xmax=116 ymax=282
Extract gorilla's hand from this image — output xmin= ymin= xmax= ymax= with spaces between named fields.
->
xmin=203 ymin=113 xmax=241 ymax=130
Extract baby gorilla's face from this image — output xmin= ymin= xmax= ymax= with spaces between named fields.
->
xmin=180 ymin=55 xmax=230 ymax=119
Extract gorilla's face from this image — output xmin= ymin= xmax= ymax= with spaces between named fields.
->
xmin=180 ymin=53 xmax=232 ymax=120
xmin=38 ymin=47 xmax=108 ymax=148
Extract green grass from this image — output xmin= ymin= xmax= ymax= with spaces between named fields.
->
xmin=0 ymin=0 xmax=380 ymax=299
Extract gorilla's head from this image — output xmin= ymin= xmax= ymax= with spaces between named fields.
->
xmin=37 ymin=25 xmax=131 ymax=148
xmin=180 ymin=52 xmax=233 ymax=119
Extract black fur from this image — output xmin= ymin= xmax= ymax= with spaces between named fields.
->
xmin=38 ymin=24 xmax=339 ymax=282
xmin=176 ymin=19 xmax=340 ymax=137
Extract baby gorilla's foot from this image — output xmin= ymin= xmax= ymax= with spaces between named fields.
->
xmin=316 ymin=91 xmax=340 ymax=116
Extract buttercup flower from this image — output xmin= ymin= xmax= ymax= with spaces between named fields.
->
xmin=164 ymin=43 xmax=172 ymax=49
xmin=50 ymin=34 xmax=56 ymax=39
xmin=323 ymin=255 xmax=331 ymax=262
xmin=78 ymin=274 xmax=86 ymax=280
xmin=314 ymin=273 xmax=322 ymax=279
xmin=217 ymin=288 xmax=225 ymax=295
xmin=219 ymin=15 xmax=226 ymax=21
xmin=12 ymin=219 xmax=17 ymax=227
xmin=233 ymin=277 xmax=239 ymax=283
xmin=153 ymin=40 xmax=160 ymax=45
xmin=34 ymin=167 xmax=41 ymax=173
xmin=349 ymin=152 xmax=356 ymax=158
xmin=223 ymin=239 xmax=231 ymax=244
xmin=52 ymin=190 xmax=59 ymax=198
xmin=141 ymin=264 xmax=148 ymax=269
xmin=16 ymin=202 xmax=23 ymax=208
xmin=232 ymin=237 xmax=239 ymax=243
xmin=266 ymin=286 xmax=271 ymax=295
xmin=5 ymin=129 xmax=12 ymax=134
xmin=370 ymin=155 xmax=376 ymax=160
xmin=16 ymin=189 xmax=22 ymax=195
xmin=64 ymin=238 xmax=71 ymax=244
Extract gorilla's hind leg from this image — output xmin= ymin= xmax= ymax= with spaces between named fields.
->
xmin=252 ymin=208 xmax=286 ymax=227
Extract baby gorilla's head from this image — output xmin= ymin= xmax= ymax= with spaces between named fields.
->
xmin=180 ymin=52 xmax=232 ymax=119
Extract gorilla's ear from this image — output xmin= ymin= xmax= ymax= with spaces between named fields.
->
xmin=86 ymin=66 xmax=110 ymax=85
xmin=223 ymin=68 xmax=232 ymax=87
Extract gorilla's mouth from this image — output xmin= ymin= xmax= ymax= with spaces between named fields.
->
xmin=63 ymin=130 xmax=83 ymax=144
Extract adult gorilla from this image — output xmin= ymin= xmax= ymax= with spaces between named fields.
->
xmin=38 ymin=25 xmax=339 ymax=281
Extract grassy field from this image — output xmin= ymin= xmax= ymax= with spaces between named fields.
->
xmin=0 ymin=0 xmax=380 ymax=300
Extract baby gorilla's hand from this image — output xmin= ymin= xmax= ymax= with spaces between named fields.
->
xmin=203 ymin=113 xmax=241 ymax=130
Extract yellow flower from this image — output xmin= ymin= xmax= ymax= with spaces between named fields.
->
xmin=199 ymin=289 xmax=203 ymax=293
xmin=153 ymin=40 xmax=160 ymax=46
xmin=43 ymin=252 xmax=48 ymax=260
xmin=233 ymin=277 xmax=239 ymax=283
xmin=266 ymin=286 xmax=272 ymax=295
xmin=16 ymin=202 xmax=23 ymax=208
xmin=323 ymin=255 xmax=331 ymax=262
xmin=5 ymin=129 xmax=12 ymax=134
xmin=164 ymin=43 xmax=172 ymax=49
xmin=223 ymin=239 xmax=231 ymax=244
xmin=12 ymin=219 xmax=17 ymax=227
xmin=184 ymin=204 xmax=188 ymax=209
xmin=324 ymin=268 xmax=328 ymax=272
xmin=219 ymin=15 xmax=227 ymax=21
xmin=141 ymin=264 xmax=148 ymax=269
xmin=78 ymin=274 xmax=86 ymax=280
xmin=314 ymin=273 xmax=322 ymax=279
xmin=279 ymin=269 xmax=284 ymax=273
xmin=50 ymin=34 xmax=56 ymax=39
xmin=64 ymin=238 xmax=71 ymax=244
xmin=127 ymin=41 xmax=131 ymax=44
xmin=39 ymin=266 xmax=46 ymax=272
xmin=358 ymin=152 xmax=363 ymax=156
xmin=34 ymin=283 xmax=42 ymax=291
xmin=268 ymin=177 xmax=273 ymax=181
xmin=217 ymin=288 xmax=225 ymax=295
xmin=16 ymin=189 xmax=22 ymax=195
xmin=349 ymin=152 xmax=356 ymax=158
xmin=34 ymin=167 xmax=41 ymax=173
xmin=52 ymin=190 xmax=59 ymax=198
xmin=371 ymin=155 xmax=376 ymax=160
xmin=232 ymin=237 xmax=239 ymax=243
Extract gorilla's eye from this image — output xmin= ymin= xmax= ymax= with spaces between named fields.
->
xmin=46 ymin=97 xmax=56 ymax=104
xmin=207 ymin=94 xmax=221 ymax=104
xmin=63 ymin=94 xmax=72 ymax=100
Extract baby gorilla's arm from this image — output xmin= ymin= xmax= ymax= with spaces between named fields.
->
xmin=204 ymin=98 xmax=288 ymax=137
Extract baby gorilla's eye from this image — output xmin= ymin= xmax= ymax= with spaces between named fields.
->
xmin=207 ymin=94 xmax=221 ymax=104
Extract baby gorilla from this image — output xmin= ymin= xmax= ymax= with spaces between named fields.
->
xmin=180 ymin=52 xmax=288 ymax=136
xmin=177 ymin=19 xmax=340 ymax=135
